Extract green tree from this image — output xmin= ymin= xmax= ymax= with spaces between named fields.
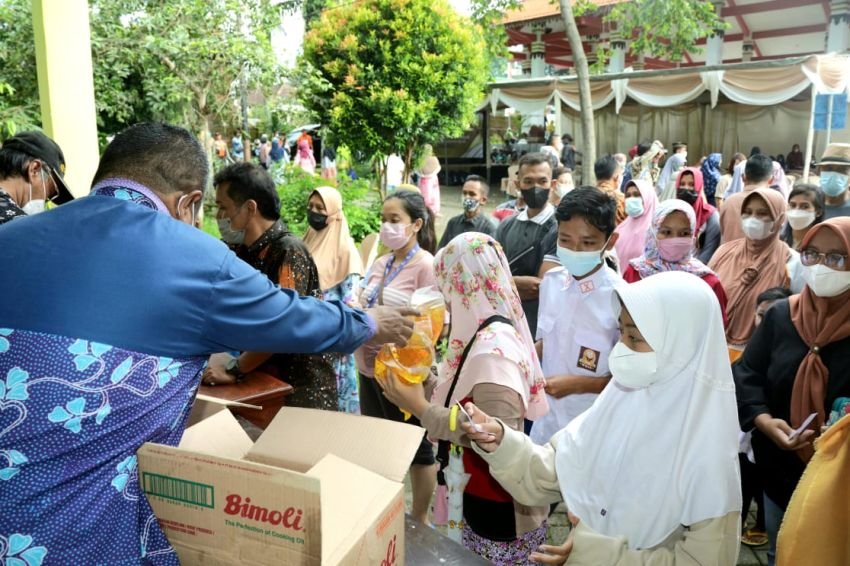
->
xmin=0 ymin=0 xmax=284 ymax=143
xmin=0 ymin=0 xmax=40 ymax=139
xmin=298 ymin=0 xmax=490 ymax=191
xmin=302 ymin=0 xmax=328 ymax=26
xmin=90 ymin=0 xmax=283 ymax=141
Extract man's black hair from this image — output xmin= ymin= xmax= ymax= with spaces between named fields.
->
xmin=214 ymin=162 xmax=281 ymax=221
xmin=0 ymin=147 xmax=34 ymax=180
xmin=464 ymin=174 xmax=490 ymax=197
xmin=745 ymin=154 xmax=773 ymax=184
xmin=555 ymin=186 xmax=617 ymax=238
xmin=594 ymin=154 xmax=620 ymax=182
xmin=672 ymin=141 xmax=687 ymax=152
xmin=755 ymin=287 xmax=791 ymax=306
xmin=518 ymin=152 xmax=553 ymax=175
xmin=93 ymin=122 xmax=208 ymax=195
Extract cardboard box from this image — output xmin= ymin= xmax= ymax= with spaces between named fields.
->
xmin=137 ymin=401 xmax=424 ymax=565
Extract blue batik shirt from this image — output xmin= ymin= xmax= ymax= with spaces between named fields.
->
xmin=0 ymin=179 xmax=375 ymax=565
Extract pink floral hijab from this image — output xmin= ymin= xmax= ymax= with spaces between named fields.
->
xmin=433 ymin=233 xmax=548 ymax=420
xmin=630 ymin=199 xmax=714 ymax=278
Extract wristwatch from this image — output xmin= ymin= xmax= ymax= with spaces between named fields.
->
xmin=225 ymin=357 xmax=246 ymax=383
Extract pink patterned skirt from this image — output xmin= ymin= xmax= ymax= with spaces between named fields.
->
xmin=461 ymin=521 xmax=548 ymax=565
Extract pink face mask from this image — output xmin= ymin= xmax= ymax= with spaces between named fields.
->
xmin=657 ymin=237 xmax=693 ymax=263
xmin=380 ymin=222 xmax=412 ymax=250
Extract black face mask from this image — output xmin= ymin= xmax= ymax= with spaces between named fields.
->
xmin=307 ymin=210 xmax=328 ymax=231
xmin=677 ymin=189 xmax=698 ymax=207
xmin=520 ymin=187 xmax=550 ymax=209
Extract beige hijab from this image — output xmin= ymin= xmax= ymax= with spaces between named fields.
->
xmin=302 ymin=186 xmax=363 ymax=290
xmin=709 ymin=188 xmax=791 ymax=346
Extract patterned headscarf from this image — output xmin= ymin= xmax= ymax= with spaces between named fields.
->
xmin=433 ymin=232 xmax=548 ymax=419
xmin=630 ymin=199 xmax=714 ymax=278
xmin=701 ymin=153 xmax=722 ymax=203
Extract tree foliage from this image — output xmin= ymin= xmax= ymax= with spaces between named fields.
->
xmin=297 ymin=0 xmax=490 ymax=185
xmin=469 ymin=0 xmax=522 ymax=76
xmin=302 ymin=0 xmax=328 ymax=26
xmin=0 ymin=0 xmax=40 ymax=139
xmin=573 ymin=0 xmax=727 ymax=72
xmin=0 ymin=0 xmax=284 ymax=140
xmin=90 ymin=0 xmax=283 ymax=136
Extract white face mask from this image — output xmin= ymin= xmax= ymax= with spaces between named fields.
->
xmin=741 ymin=217 xmax=774 ymax=241
xmin=608 ymin=341 xmax=659 ymax=389
xmin=22 ymin=168 xmax=49 ymax=215
xmin=556 ymin=183 xmax=573 ymax=197
xmin=786 ymin=209 xmax=816 ymax=231
xmin=22 ymin=195 xmax=45 ymax=215
xmin=802 ymin=264 xmax=850 ymax=298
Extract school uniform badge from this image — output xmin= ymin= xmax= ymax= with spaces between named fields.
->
xmin=577 ymin=346 xmax=600 ymax=372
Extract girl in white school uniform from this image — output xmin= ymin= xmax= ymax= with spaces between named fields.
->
xmin=462 ymin=271 xmax=742 ymax=565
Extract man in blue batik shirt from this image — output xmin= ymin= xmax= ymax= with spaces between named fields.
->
xmin=0 ymin=123 xmax=415 ymax=565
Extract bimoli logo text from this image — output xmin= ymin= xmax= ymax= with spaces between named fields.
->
xmin=223 ymin=494 xmax=305 ymax=531
xmin=381 ymin=535 xmax=397 ymax=566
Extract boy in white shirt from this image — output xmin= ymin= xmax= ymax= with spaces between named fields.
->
xmin=530 ymin=186 xmax=624 ymax=444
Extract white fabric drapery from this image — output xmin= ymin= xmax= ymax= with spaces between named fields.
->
xmin=489 ymin=54 xmax=850 ymax=115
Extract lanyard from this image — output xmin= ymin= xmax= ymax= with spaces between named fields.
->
xmin=366 ymin=244 xmax=420 ymax=307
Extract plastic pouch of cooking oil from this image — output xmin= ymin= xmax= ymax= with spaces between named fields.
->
xmin=409 ymin=286 xmax=446 ymax=344
xmin=375 ymin=317 xmax=435 ymax=419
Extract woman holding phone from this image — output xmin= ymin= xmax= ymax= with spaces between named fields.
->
xmin=378 ymin=232 xmax=549 ymax=564
xmin=457 ymin=271 xmax=742 ymax=565
xmin=733 ymin=217 xmax=850 ymax=566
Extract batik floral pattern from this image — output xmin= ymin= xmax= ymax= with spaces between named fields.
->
xmin=0 ymin=329 xmax=205 ymax=564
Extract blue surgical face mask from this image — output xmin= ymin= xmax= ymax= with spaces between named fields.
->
xmin=820 ymin=171 xmax=849 ymax=197
xmin=624 ymin=197 xmax=644 ymax=217
xmin=557 ymin=237 xmax=609 ymax=278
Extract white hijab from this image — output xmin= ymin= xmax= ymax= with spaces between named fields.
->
xmin=555 ymin=271 xmax=741 ymax=549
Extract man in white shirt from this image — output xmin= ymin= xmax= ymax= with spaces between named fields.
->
xmin=530 ymin=186 xmax=624 ymax=444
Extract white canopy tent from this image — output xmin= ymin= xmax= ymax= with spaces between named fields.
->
xmin=483 ymin=54 xmax=850 ymax=173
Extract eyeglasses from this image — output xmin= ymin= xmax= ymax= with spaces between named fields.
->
xmin=800 ymin=249 xmax=848 ymax=270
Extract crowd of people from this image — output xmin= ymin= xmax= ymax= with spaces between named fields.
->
xmin=1 ymin=125 xmax=849 ymax=566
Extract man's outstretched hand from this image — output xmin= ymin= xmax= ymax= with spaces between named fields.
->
xmin=368 ymin=306 xmax=420 ymax=345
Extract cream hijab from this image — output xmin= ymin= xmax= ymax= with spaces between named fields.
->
xmin=555 ymin=271 xmax=741 ymax=549
xmin=302 ymin=186 xmax=363 ymax=290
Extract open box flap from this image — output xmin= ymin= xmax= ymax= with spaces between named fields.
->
xmin=179 ymin=408 xmax=253 ymax=459
xmin=247 ymin=407 xmax=424 ymax=483
xmin=186 ymin=394 xmax=261 ymax=428
xmin=306 ymin=453 xmax=401 ymax=563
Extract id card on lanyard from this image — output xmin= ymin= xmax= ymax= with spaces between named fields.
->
xmin=366 ymin=245 xmax=420 ymax=308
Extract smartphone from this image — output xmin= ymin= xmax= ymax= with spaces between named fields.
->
xmin=456 ymin=400 xmax=484 ymax=434
xmin=787 ymin=412 xmax=818 ymax=441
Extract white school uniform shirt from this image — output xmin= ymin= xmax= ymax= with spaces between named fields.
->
xmin=529 ymin=264 xmax=622 ymax=445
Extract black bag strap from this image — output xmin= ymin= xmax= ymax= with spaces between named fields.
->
xmin=436 ymin=314 xmax=512 ymax=476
